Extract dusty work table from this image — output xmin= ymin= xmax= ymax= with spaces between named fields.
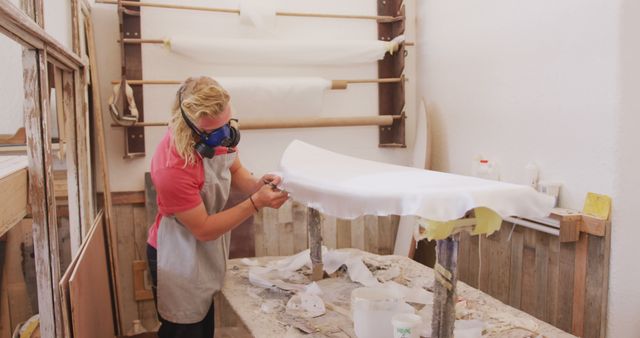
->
xmin=219 ymin=249 xmax=576 ymax=338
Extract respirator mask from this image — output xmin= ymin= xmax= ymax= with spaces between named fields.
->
xmin=179 ymin=93 xmax=240 ymax=158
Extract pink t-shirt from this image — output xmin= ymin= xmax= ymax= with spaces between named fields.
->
xmin=147 ymin=130 xmax=234 ymax=248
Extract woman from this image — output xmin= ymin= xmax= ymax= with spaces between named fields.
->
xmin=146 ymin=76 xmax=289 ymax=338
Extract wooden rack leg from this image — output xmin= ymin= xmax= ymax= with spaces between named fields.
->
xmin=432 ymin=236 xmax=459 ymax=338
xmin=308 ymin=208 xmax=324 ymax=281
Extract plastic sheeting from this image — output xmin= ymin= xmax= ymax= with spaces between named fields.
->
xmin=216 ymin=77 xmax=331 ymax=117
xmin=166 ymin=35 xmax=405 ymax=65
xmin=279 ymin=140 xmax=555 ymax=222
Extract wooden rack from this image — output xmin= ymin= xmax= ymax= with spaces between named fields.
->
xmin=113 ymin=0 xmax=407 ymax=154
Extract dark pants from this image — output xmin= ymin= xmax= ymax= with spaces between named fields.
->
xmin=147 ymin=244 xmax=215 ymax=338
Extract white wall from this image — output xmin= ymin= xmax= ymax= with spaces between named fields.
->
xmin=419 ymin=0 xmax=639 ymax=336
xmin=0 ymin=34 xmax=24 ymax=135
xmin=608 ymin=0 xmax=640 ymax=336
xmin=418 ymin=0 xmax=617 ymax=209
xmin=44 ymin=0 xmax=73 ymax=50
xmin=92 ymin=0 xmax=417 ymax=192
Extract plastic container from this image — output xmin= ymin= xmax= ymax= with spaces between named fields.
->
xmin=392 ymin=313 xmax=423 ymax=338
xmin=351 ymin=287 xmax=413 ymax=338
xmin=453 ymin=319 xmax=484 ymax=338
xmin=473 ymin=159 xmax=500 ymax=181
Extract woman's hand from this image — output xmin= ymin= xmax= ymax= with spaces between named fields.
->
xmin=254 ymin=173 xmax=281 ymax=193
xmin=251 ymin=176 xmax=289 ymax=209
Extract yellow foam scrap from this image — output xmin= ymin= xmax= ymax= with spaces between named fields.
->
xmin=582 ymin=192 xmax=611 ymax=220
xmin=471 ymin=207 xmax=503 ymax=237
xmin=416 ymin=218 xmax=455 ymax=241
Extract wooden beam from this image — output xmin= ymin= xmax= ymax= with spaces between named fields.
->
xmin=432 ymin=237 xmax=458 ymax=338
xmin=308 ymin=208 xmax=323 ymax=281
xmin=61 ymin=70 xmax=82 ymax=256
xmin=84 ymin=10 xmax=122 ymax=334
xmin=572 ymin=233 xmax=588 ymax=336
xmin=23 ymin=47 xmax=58 ymax=338
xmin=377 ymin=0 xmax=406 ymax=147
xmin=121 ymin=0 xmax=146 ymax=157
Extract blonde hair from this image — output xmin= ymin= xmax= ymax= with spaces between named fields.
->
xmin=169 ymin=76 xmax=230 ymax=166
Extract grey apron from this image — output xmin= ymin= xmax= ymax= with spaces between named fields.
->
xmin=156 ymin=152 xmax=236 ymax=323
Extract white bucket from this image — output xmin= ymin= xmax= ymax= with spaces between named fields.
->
xmin=453 ymin=319 xmax=485 ymax=338
xmin=351 ymin=287 xmax=413 ymax=338
xmin=392 ymin=313 xmax=423 ymax=338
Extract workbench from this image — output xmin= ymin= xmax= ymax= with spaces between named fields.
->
xmin=219 ymin=249 xmax=576 ymax=338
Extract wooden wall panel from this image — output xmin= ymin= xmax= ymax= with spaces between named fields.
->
xmin=253 ymin=201 xmax=400 ymax=256
xmin=456 ymin=221 xmax=610 ymax=337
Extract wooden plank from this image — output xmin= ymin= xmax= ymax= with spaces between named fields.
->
xmin=0 ymin=169 xmax=28 ymax=236
xmin=520 ymin=228 xmax=537 ymax=315
xmin=547 ymin=236 xmax=560 ymax=327
xmin=321 ymin=214 xmax=336 ymax=249
xmin=277 ymin=201 xmax=294 ymax=256
xmin=114 ymin=204 xmax=137 ymax=332
xmin=277 ymin=199 xmax=293 ymax=224
xmin=263 ymin=207 xmax=279 ymax=256
xmin=42 ymin=51 xmax=65 ymax=338
xmin=85 ymin=12 xmax=120 ymax=331
xmin=466 ymin=233 xmax=479 ymax=289
xmin=363 ymin=215 xmax=378 ymax=253
xmin=584 ymin=234 xmax=605 ymax=338
xmin=122 ymin=0 xmax=146 ymax=157
xmin=599 ymin=220 xmax=612 ymax=338
xmin=71 ymin=0 xmax=80 ymax=54
xmin=580 ymin=216 xmax=608 ymax=237
xmin=556 ymin=241 xmax=576 ymax=332
xmin=377 ymin=0 xmax=405 ymax=147
xmin=336 ymin=218 xmax=351 ymax=249
xmin=74 ymin=71 xmax=92 ymax=236
xmin=110 ymin=191 xmax=146 ymax=205
xmin=478 ymin=234 xmax=491 ymax=293
xmin=350 ymin=216 xmax=365 ymax=251
xmin=534 ymin=232 xmax=549 ymax=321
xmin=69 ymin=211 xmax=116 ymax=338
xmin=456 ymin=231 xmax=470 ymax=286
xmin=23 ymin=47 xmax=59 ymax=337
xmin=291 ymin=202 xmax=308 ymax=254
xmin=279 ymin=221 xmax=295 ymax=256
xmin=61 ymin=70 xmax=82 ymax=257
xmin=508 ymin=227 xmax=524 ymax=308
xmin=494 ymin=225 xmax=511 ymax=304
xmin=377 ymin=216 xmax=394 ymax=255
xmin=572 ymin=233 xmax=588 ymax=336
xmin=485 ymin=230 xmax=500 ymax=297
xmin=253 ymin=209 xmax=265 ymax=257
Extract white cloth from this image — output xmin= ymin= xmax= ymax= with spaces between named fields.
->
xmin=279 ymin=140 xmax=555 ymax=221
xmin=166 ymin=35 xmax=404 ymax=65
xmin=239 ymin=0 xmax=276 ymax=30
xmin=216 ymin=77 xmax=331 ymax=117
